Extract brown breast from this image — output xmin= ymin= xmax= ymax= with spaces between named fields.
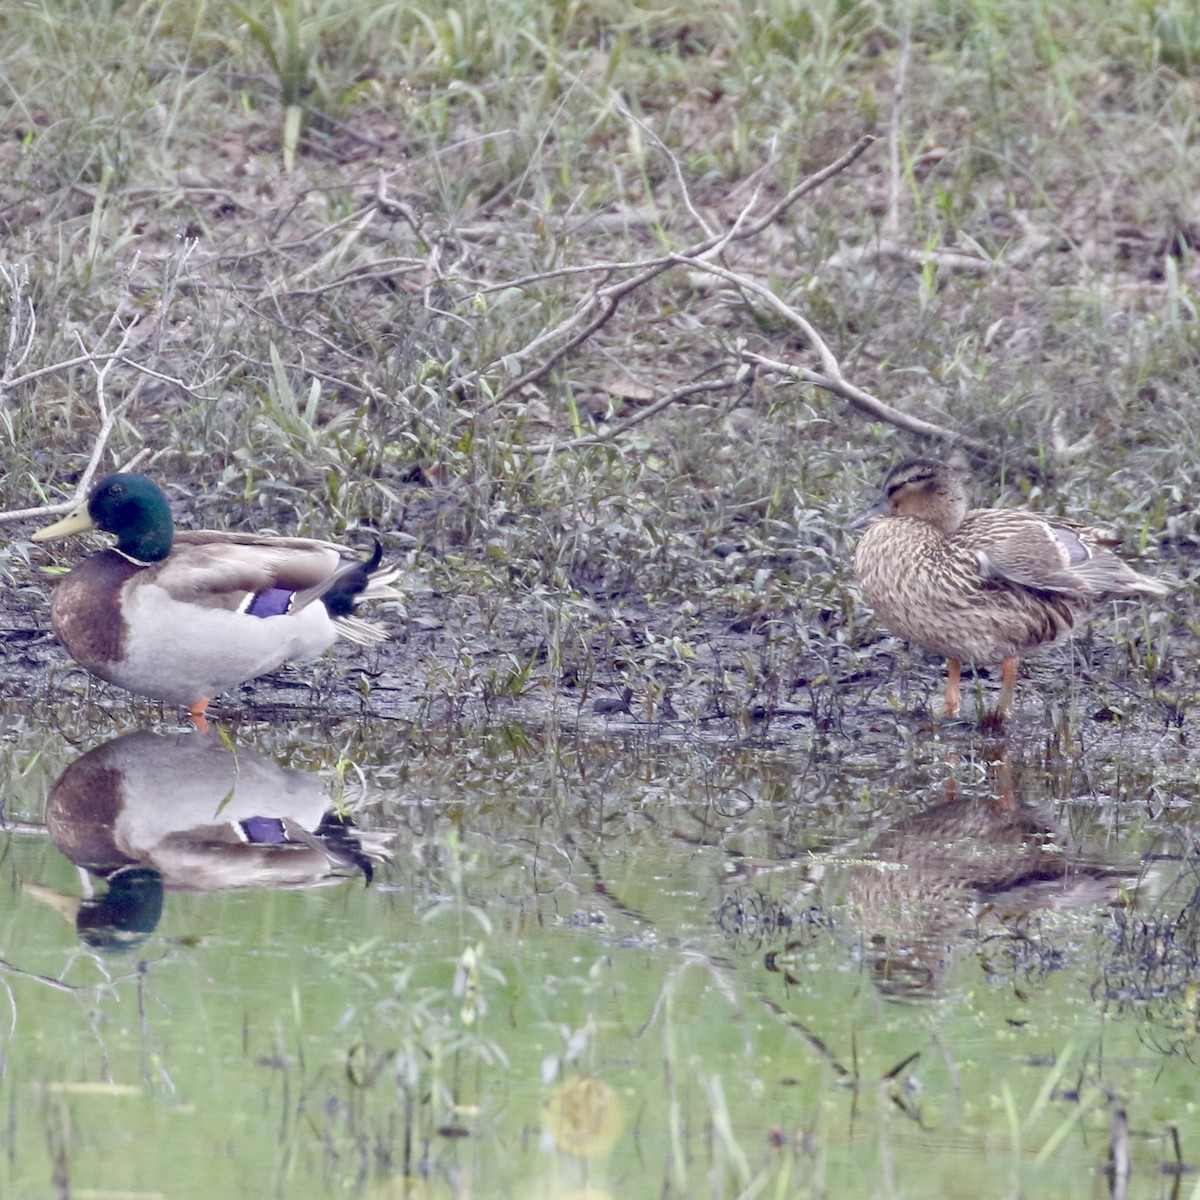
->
xmin=50 ymin=551 xmax=141 ymax=671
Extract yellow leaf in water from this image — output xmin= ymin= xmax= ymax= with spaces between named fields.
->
xmin=542 ymin=1077 xmax=623 ymax=1157
xmin=46 ymin=1082 xmax=142 ymax=1097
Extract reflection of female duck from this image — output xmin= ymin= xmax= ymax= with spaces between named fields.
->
xmin=45 ymin=730 xmax=388 ymax=890
xmin=850 ymin=785 xmax=1133 ymax=999
xmin=32 ymin=474 xmax=400 ymax=727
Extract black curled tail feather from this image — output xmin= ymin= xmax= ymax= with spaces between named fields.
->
xmin=321 ymin=539 xmax=384 ymax=619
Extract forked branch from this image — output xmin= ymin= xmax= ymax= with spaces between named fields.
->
xmin=468 ymin=130 xmax=983 ymax=458
xmin=0 ymin=242 xmax=202 ymax=526
xmin=466 ymin=135 xmax=880 ymax=407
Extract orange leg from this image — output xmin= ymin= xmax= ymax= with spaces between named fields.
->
xmin=996 ymin=657 xmax=1019 ymax=717
xmin=943 ymin=658 xmax=962 ymax=719
xmin=189 ymin=698 xmax=211 ymax=734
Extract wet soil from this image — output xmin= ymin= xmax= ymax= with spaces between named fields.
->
xmin=5 ymin=548 xmax=1194 ymax=784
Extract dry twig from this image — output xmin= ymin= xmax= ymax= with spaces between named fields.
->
xmin=452 ymin=131 xmax=986 ymax=457
xmin=511 ymin=375 xmax=747 ymax=457
xmin=0 ymin=241 xmax=200 ymax=527
xmin=678 ymin=257 xmax=989 ymax=455
xmin=448 ymin=128 xmax=983 ymax=458
xmin=465 ymin=134 xmax=880 ymax=407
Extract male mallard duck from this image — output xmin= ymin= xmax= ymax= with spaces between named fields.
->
xmin=32 ymin=473 xmax=400 ymax=728
xmin=853 ymin=458 xmax=1169 ymax=721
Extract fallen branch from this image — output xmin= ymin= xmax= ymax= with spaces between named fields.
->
xmin=507 ymin=374 xmax=747 ymax=457
xmin=884 ymin=15 xmax=911 ymax=238
xmin=826 ymin=239 xmax=992 ymax=274
xmin=743 ymin=349 xmax=986 ymax=453
xmin=0 ymin=447 xmax=154 ymax=526
xmin=438 ymin=128 xmax=995 ymax=459
xmin=676 ymin=256 xmax=991 ymax=455
xmin=466 ymin=134 xmax=880 ymax=406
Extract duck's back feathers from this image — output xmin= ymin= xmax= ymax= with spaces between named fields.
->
xmin=168 ymin=532 xmax=403 ymax=632
xmin=153 ymin=533 xmax=345 ymax=611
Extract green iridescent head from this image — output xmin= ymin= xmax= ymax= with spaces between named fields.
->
xmin=33 ymin=473 xmax=174 ymax=562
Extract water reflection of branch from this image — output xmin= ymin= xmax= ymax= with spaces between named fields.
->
xmin=0 ymin=957 xmax=82 ymax=993
xmin=635 ymin=945 xmax=933 ymax=1133
xmin=636 ymin=953 xmax=855 ymax=1082
xmin=0 ymin=948 xmax=169 ymax=999
xmin=564 ymin=835 xmax=656 ymax=928
xmin=752 ymin=989 xmax=851 ymax=1080
xmin=755 ymin=988 xmax=928 ymax=1127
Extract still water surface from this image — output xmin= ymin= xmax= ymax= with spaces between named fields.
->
xmin=0 ymin=710 xmax=1197 ymax=1199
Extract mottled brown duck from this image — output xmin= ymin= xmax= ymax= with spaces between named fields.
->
xmin=853 ymin=459 xmax=1169 ymax=721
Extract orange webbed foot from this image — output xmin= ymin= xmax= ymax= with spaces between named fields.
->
xmin=189 ymin=698 xmax=211 ymax=734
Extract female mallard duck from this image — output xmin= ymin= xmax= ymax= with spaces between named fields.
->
xmin=32 ymin=474 xmax=400 ymax=728
xmin=853 ymin=458 xmax=1169 ymax=721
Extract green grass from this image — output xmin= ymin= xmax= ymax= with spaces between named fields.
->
xmin=0 ymin=0 xmax=1196 ymax=729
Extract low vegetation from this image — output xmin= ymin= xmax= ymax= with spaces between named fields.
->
xmin=0 ymin=0 xmax=1198 ymax=732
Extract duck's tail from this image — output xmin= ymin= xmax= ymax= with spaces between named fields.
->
xmin=296 ymin=540 xmax=404 ymax=643
xmin=1071 ymin=555 xmax=1171 ymax=600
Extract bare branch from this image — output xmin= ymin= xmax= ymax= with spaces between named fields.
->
xmin=3 ymin=353 xmax=112 ymax=390
xmin=1 ymin=242 xmax=198 ymax=526
xmin=826 ymin=239 xmax=991 ymax=274
xmin=661 ymin=257 xmax=991 ymax=454
xmin=467 ymin=135 xmax=879 ymax=404
xmin=744 ymin=350 xmax=987 ymax=453
xmin=448 ymin=133 xmax=984 ymax=457
xmin=612 ymin=99 xmax=716 ymax=240
xmin=0 ymin=448 xmax=154 ymax=526
xmin=510 ymin=375 xmax=746 ymax=457
xmin=0 ymin=958 xmax=81 ymax=994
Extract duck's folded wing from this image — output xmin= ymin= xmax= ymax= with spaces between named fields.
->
xmin=175 ymin=530 xmax=355 ymax=554
xmin=149 ymin=537 xmax=343 ymax=610
xmin=977 ymin=521 xmax=1166 ymax=599
xmin=974 ymin=523 xmax=1097 ymax=596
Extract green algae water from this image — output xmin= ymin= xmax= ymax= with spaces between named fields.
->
xmin=0 ymin=712 xmax=1196 ymax=1199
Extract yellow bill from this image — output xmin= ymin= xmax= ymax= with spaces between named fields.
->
xmin=31 ymin=501 xmax=97 ymax=542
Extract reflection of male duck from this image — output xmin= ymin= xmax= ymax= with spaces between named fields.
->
xmin=44 ymin=729 xmax=389 ymax=891
xmin=24 ymin=867 xmax=164 ymax=953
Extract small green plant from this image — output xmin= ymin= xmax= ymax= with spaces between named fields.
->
xmin=232 ymin=0 xmax=343 ymax=167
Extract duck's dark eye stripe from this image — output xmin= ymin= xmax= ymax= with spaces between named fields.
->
xmin=890 ymin=471 xmax=934 ymax=495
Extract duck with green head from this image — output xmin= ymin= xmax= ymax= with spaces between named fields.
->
xmin=32 ymin=474 xmax=400 ymax=728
